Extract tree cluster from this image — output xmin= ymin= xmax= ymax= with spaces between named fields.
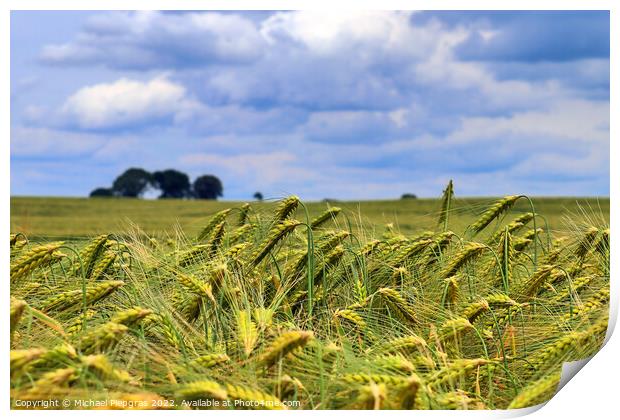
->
xmin=90 ymin=168 xmax=223 ymax=200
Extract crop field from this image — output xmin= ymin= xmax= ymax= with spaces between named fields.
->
xmin=10 ymin=195 xmax=609 ymax=240
xmin=10 ymin=188 xmax=610 ymax=410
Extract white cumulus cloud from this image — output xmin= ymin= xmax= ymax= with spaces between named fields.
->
xmin=60 ymin=76 xmax=190 ymax=130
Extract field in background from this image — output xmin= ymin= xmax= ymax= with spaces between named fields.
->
xmin=11 ymin=196 xmax=609 ymax=240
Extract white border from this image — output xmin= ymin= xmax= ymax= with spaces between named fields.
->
xmin=2 ymin=1 xmax=616 ymax=419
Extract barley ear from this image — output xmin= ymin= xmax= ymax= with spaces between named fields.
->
xmin=196 ymin=209 xmax=231 ymax=242
xmin=259 ymin=331 xmax=314 ymax=367
xmin=507 ymin=372 xmax=560 ymax=409
xmin=236 ymin=310 xmax=259 ymax=356
xmin=438 ymin=179 xmax=454 ymax=231
xmin=273 ymin=195 xmax=300 ymax=222
xmin=175 ymin=380 xmax=228 ymax=401
xmin=468 ymin=195 xmax=520 ymax=235
xmin=10 ymin=297 xmax=27 ymax=336
xmin=310 ymin=207 xmax=342 ymax=229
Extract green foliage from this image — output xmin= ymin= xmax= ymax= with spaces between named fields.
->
xmin=193 ymin=175 xmax=223 ymax=200
xmin=111 ymin=167 xmax=153 ymax=198
xmin=153 ymin=169 xmax=192 ymax=199
xmin=89 ymin=187 xmax=114 ymax=198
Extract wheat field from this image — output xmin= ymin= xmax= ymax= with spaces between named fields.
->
xmin=10 ymin=184 xmax=610 ymax=410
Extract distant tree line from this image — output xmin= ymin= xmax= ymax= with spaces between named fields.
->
xmin=90 ymin=168 xmax=223 ymax=200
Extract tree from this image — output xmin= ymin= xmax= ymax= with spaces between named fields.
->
xmin=153 ymin=169 xmax=191 ymax=199
xmin=112 ymin=168 xmax=152 ymax=197
xmin=253 ymin=192 xmax=264 ymax=201
xmin=89 ymin=187 xmax=114 ymax=197
xmin=193 ymin=175 xmax=223 ymax=200
xmin=401 ymin=193 xmax=417 ymax=200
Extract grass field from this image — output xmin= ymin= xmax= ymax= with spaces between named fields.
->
xmin=10 ymin=196 xmax=610 ymax=240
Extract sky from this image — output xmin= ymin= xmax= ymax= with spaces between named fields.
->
xmin=10 ymin=10 xmax=610 ymax=200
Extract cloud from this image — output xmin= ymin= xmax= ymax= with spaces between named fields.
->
xmin=40 ymin=11 xmax=265 ymax=69
xmin=488 ymin=59 xmax=610 ymax=99
xmin=35 ymin=11 xmax=462 ymax=111
xmin=299 ymin=109 xmax=417 ymax=144
xmin=180 ymin=151 xmax=314 ymax=197
xmin=181 ymin=151 xmax=296 ymax=174
xmin=199 ymin=12 xmax=464 ymax=111
xmin=57 ymin=76 xmax=190 ymax=130
xmin=512 ymin=150 xmax=608 ymax=182
xmin=415 ymin=11 xmax=610 ymax=62
xmin=447 ymin=100 xmax=609 ymax=146
xmin=34 ymin=11 xmax=611 ymax=113
xmin=174 ymin=96 xmax=609 ymax=199
xmin=260 ymin=11 xmax=434 ymax=57
xmin=299 ymin=99 xmax=609 ymax=187
xmin=412 ymin=34 xmax=571 ymax=113
xmin=174 ymin=103 xmax=306 ymax=136
xmin=34 ymin=10 xmax=604 ymax=117
xmin=11 ymin=125 xmax=107 ymax=158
